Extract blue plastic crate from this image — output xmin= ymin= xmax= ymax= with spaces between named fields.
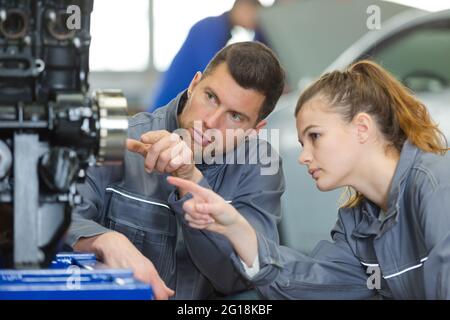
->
xmin=0 ymin=253 xmax=153 ymax=300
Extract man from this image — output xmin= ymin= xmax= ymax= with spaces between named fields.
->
xmin=149 ymin=0 xmax=267 ymax=111
xmin=68 ymin=42 xmax=285 ymax=299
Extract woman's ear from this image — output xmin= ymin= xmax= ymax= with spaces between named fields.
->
xmin=352 ymin=112 xmax=372 ymax=144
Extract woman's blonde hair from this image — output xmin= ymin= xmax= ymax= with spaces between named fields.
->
xmin=295 ymin=60 xmax=448 ymax=208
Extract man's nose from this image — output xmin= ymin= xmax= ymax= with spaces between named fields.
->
xmin=204 ymin=108 xmax=223 ymax=129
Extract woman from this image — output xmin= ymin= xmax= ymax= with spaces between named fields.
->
xmin=168 ymin=60 xmax=450 ymax=299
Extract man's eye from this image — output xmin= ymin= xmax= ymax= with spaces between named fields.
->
xmin=206 ymin=92 xmax=217 ymax=104
xmin=230 ymin=112 xmax=242 ymax=122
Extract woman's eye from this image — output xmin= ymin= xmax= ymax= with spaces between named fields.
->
xmin=309 ymin=132 xmax=320 ymax=141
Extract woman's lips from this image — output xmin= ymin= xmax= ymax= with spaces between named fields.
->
xmin=309 ymin=168 xmax=321 ymax=180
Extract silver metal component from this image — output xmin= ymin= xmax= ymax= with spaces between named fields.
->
xmin=34 ymin=59 xmax=45 ymax=74
xmin=80 ymin=107 xmax=92 ymax=117
xmin=78 ymin=169 xmax=85 ymax=178
xmin=0 ymin=10 xmax=6 ymax=21
xmin=72 ymin=37 xmax=81 ymax=48
xmin=80 ymin=118 xmax=90 ymax=134
xmin=0 ymin=140 xmax=12 ymax=179
xmin=68 ymin=107 xmax=81 ymax=121
xmin=93 ymin=90 xmax=128 ymax=164
xmin=23 ymin=35 xmax=31 ymax=45
xmin=47 ymin=10 xmax=56 ymax=22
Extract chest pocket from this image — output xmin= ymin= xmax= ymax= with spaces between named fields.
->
xmin=104 ymin=186 xmax=176 ymax=281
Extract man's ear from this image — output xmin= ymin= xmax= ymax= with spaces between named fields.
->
xmin=254 ymin=119 xmax=267 ymax=134
xmin=352 ymin=112 xmax=372 ymax=144
xmin=188 ymin=71 xmax=202 ymax=95
xmin=244 ymin=119 xmax=266 ymax=138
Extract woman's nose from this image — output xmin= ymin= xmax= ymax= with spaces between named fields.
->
xmin=298 ymin=148 xmax=312 ymax=165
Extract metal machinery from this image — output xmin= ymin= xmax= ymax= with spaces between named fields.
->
xmin=0 ymin=1 xmax=151 ymax=299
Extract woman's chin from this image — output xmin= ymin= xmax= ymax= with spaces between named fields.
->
xmin=315 ymin=180 xmax=336 ymax=192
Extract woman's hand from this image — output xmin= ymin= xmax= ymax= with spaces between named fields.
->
xmin=167 ymin=176 xmax=240 ymax=236
xmin=167 ymin=176 xmax=258 ymax=267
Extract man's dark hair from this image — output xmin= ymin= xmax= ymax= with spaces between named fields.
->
xmin=202 ymin=41 xmax=285 ymax=121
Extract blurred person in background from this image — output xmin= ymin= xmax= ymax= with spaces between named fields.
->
xmin=149 ymin=0 xmax=268 ymax=112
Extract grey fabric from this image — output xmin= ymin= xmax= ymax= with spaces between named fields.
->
xmin=67 ymin=91 xmax=285 ymax=299
xmin=231 ymin=140 xmax=450 ymax=299
xmin=213 ymin=290 xmax=263 ymax=300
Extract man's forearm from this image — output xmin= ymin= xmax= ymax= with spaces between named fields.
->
xmin=72 ymin=232 xmax=114 ymax=260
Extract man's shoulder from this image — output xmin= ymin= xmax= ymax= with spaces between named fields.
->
xmin=239 ymin=136 xmax=282 ymax=163
xmin=129 ymin=109 xmax=165 ymax=127
xmin=128 ymin=109 xmax=168 ymax=139
xmin=226 ymin=136 xmax=284 ymax=179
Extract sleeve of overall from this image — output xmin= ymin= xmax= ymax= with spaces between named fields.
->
xmin=229 ymin=209 xmax=376 ymax=299
xmin=66 ymin=165 xmax=121 ymax=247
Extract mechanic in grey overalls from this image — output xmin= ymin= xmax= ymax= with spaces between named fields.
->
xmin=168 ymin=60 xmax=450 ymax=299
xmin=67 ymin=42 xmax=286 ymax=299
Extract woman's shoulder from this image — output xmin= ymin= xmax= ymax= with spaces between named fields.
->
xmin=409 ymin=150 xmax=450 ymax=191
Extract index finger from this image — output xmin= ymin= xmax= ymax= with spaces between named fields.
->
xmin=140 ymin=130 xmax=171 ymax=144
xmin=127 ymin=139 xmax=151 ymax=157
xmin=167 ymin=176 xmax=210 ymax=200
